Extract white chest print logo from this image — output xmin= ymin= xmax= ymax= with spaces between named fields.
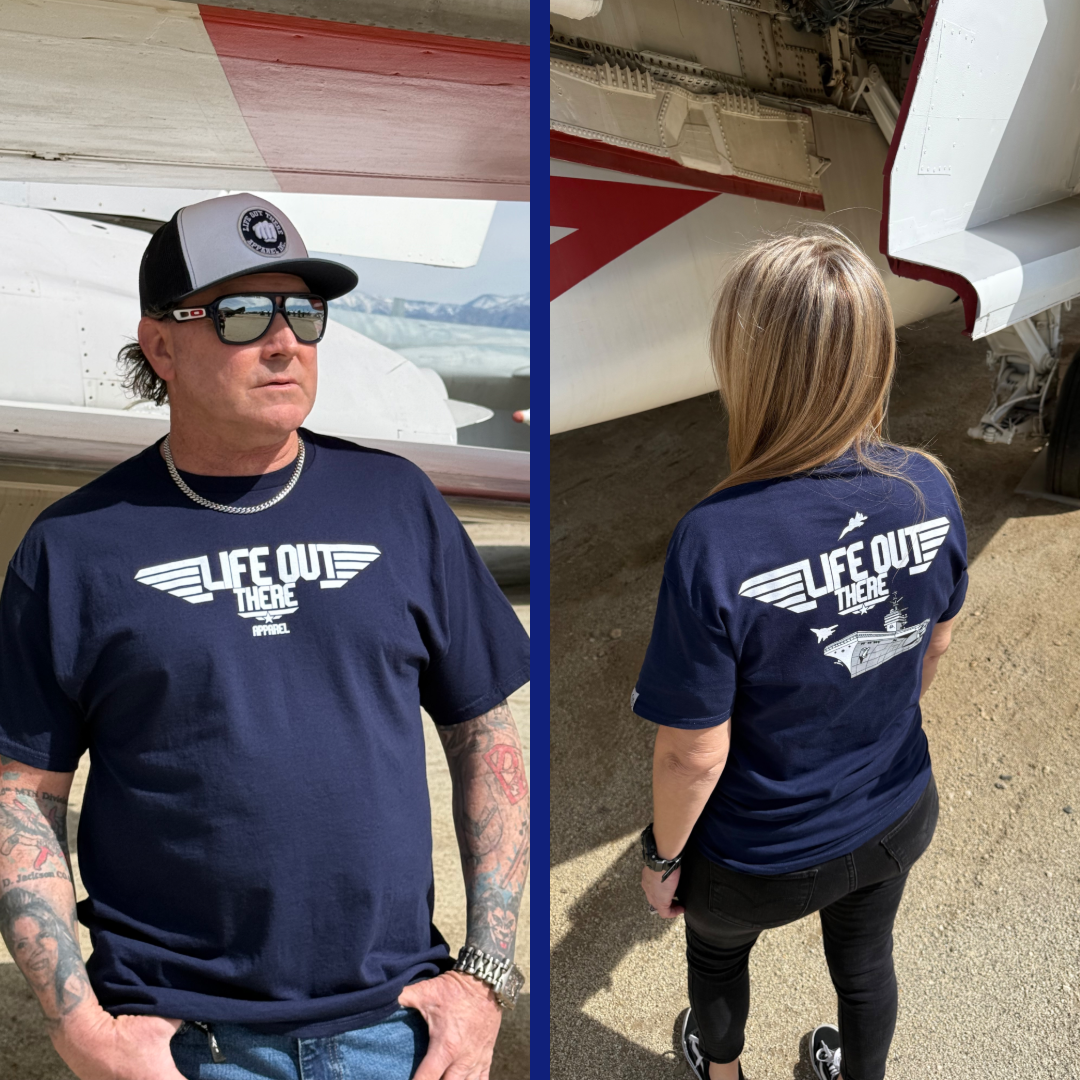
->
xmin=134 ymin=544 xmax=381 ymax=637
xmin=738 ymin=515 xmax=950 ymax=617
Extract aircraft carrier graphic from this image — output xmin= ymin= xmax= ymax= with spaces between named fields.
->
xmin=824 ymin=595 xmax=929 ymax=678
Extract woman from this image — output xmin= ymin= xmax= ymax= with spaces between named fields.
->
xmin=634 ymin=227 xmax=967 ymax=1080
xmin=0 ymin=888 xmax=87 ymax=1018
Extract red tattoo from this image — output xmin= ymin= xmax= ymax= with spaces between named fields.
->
xmin=483 ymin=744 xmax=528 ymax=804
xmin=33 ymin=847 xmax=48 ymax=870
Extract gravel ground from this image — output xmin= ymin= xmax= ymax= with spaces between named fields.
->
xmin=0 ymin=526 xmax=529 ymax=1080
xmin=551 ymin=304 xmax=1080 ymax=1080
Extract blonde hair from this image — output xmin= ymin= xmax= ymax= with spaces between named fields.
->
xmin=708 ymin=225 xmax=957 ymax=508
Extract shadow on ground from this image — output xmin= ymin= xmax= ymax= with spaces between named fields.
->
xmin=551 ymin=305 xmax=1080 ymax=1079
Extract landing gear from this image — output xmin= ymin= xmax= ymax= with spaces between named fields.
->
xmin=967 ymin=307 xmax=1061 ymax=446
xmin=1047 ymin=349 xmax=1080 ymax=498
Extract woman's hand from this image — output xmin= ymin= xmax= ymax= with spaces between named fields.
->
xmin=641 ymin=864 xmax=684 ymax=918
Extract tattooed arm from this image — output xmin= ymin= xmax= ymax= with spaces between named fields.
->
xmin=399 ymin=700 xmax=530 ymax=1080
xmin=437 ymin=699 xmax=529 ymax=961
xmin=0 ymin=755 xmax=184 ymax=1080
xmin=0 ymin=757 xmax=88 ymax=1021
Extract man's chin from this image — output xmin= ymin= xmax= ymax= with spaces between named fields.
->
xmin=239 ymin=400 xmax=314 ymax=438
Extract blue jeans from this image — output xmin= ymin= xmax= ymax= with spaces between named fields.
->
xmin=170 ymin=1007 xmax=429 ymax=1080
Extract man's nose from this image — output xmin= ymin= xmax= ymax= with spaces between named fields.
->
xmin=262 ymin=311 xmax=300 ymax=351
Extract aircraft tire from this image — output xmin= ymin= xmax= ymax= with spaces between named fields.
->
xmin=1047 ymin=349 xmax=1080 ymax=498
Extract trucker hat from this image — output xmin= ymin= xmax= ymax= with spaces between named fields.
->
xmin=139 ymin=193 xmax=359 ymax=313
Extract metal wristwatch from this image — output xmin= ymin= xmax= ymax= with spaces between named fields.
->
xmin=453 ymin=945 xmax=525 ymax=1009
xmin=641 ymin=823 xmax=682 ymax=881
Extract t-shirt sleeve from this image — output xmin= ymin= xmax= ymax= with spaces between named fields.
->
xmin=941 ymin=566 xmax=968 ymax=621
xmin=0 ymin=568 xmax=85 ymax=772
xmin=632 ymin=564 xmax=737 ymax=729
xmin=417 ymin=496 xmax=530 ymax=727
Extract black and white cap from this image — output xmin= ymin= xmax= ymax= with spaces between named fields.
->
xmin=139 ymin=193 xmax=358 ymax=313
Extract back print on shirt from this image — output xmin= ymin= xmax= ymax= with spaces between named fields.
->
xmin=738 ymin=510 xmax=950 ymax=677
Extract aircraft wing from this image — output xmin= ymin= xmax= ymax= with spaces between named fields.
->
xmin=0 ymin=0 xmax=528 ymax=201
xmin=884 ymin=0 xmax=1080 ymax=338
xmin=0 ymin=400 xmax=528 ymax=522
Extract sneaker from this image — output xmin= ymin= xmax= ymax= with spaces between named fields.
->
xmin=810 ymin=1024 xmax=842 ymax=1080
xmin=680 ymin=1009 xmax=745 ymax=1080
xmin=680 ymin=1009 xmax=709 ymax=1080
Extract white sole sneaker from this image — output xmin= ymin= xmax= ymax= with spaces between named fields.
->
xmin=680 ymin=1008 xmax=709 ymax=1080
xmin=810 ymin=1023 xmax=842 ymax=1080
xmin=681 ymin=1009 xmax=745 ymax=1080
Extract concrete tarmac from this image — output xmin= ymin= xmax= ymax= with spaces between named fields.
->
xmin=0 ymin=525 xmax=529 ymax=1080
xmin=551 ymin=305 xmax=1080 ymax=1080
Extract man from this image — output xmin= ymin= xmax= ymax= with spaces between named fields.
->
xmin=0 ymin=194 xmax=530 ymax=1080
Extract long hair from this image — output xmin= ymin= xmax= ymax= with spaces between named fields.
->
xmin=0 ymin=888 xmax=85 ymax=1009
xmin=707 ymin=225 xmax=957 ymax=507
xmin=117 ymin=306 xmax=169 ymax=406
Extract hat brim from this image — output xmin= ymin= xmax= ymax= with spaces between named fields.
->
xmin=172 ymin=257 xmax=359 ymax=305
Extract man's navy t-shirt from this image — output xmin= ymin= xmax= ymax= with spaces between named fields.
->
xmin=0 ymin=431 xmax=530 ymax=1036
xmin=633 ymin=448 xmax=967 ymax=874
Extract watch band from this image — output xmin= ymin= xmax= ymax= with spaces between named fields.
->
xmin=641 ymin=823 xmax=682 ymax=881
xmin=453 ymin=945 xmax=524 ymax=1009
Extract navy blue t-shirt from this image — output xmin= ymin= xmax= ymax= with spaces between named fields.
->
xmin=0 ymin=431 xmax=530 ymax=1036
xmin=633 ymin=448 xmax=967 ymax=874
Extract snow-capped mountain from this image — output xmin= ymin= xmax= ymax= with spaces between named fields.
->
xmin=331 ymin=291 xmax=530 ymax=331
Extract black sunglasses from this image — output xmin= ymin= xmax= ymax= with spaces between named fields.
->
xmin=168 ymin=293 xmax=328 ymax=345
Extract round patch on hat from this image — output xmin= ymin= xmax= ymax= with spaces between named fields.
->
xmin=238 ymin=207 xmax=288 ymax=258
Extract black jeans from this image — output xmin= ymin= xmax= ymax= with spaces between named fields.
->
xmin=679 ymin=775 xmax=938 ymax=1080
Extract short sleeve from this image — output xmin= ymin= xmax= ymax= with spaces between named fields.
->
xmin=941 ymin=566 xmax=968 ymax=621
xmin=0 ymin=569 xmax=85 ymax=772
xmin=632 ymin=568 xmax=737 ymax=729
xmin=417 ymin=502 xmax=530 ymax=727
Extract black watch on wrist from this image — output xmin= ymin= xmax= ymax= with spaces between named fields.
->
xmin=640 ymin=823 xmax=682 ymax=881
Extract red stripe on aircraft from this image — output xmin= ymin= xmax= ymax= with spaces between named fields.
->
xmin=551 ymin=131 xmax=826 ymax=211
xmin=550 ymin=176 xmax=718 ymax=301
xmin=198 ymin=6 xmax=529 ymax=200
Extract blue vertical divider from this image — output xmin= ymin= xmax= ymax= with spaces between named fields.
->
xmin=528 ymin=2 xmax=551 ymax=1076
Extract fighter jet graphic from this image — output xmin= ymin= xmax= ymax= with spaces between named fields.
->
xmin=811 ymin=625 xmax=839 ymax=643
xmin=838 ymin=512 xmax=868 ymax=541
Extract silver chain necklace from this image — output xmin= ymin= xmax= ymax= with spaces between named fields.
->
xmin=161 ymin=434 xmax=305 ymax=515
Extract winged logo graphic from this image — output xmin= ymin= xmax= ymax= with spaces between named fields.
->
xmin=904 ymin=517 xmax=951 ymax=574
xmin=317 ymin=544 xmax=381 ymax=588
xmin=134 ymin=543 xmax=383 ymax=630
xmin=738 ymin=559 xmax=823 ymax=613
xmin=134 ymin=556 xmax=216 ymax=604
xmin=811 ymin=625 xmax=839 ymax=643
xmin=738 ymin=516 xmax=951 ymax=615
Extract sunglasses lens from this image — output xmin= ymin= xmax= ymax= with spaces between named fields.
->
xmin=217 ymin=296 xmax=275 ymax=343
xmin=284 ymin=297 xmax=326 ymax=343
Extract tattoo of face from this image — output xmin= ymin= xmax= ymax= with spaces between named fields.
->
xmin=483 ymin=890 xmax=517 ymax=953
xmin=0 ymin=889 xmax=88 ymax=1022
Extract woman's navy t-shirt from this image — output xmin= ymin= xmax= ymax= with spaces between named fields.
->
xmin=0 ymin=431 xmax=530 ymax=1036
xmin=632 ymin=448 xmax=967 ymax=874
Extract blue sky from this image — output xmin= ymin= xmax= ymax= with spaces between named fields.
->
xmin=314 ymin=201 xmax=530 ymax=305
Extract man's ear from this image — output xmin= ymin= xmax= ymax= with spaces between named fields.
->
xmin=137 ymin=316 xmax=176 ymax=383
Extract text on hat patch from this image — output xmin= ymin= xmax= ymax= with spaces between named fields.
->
xmin=239 ymin=208 xmax=288 ymax=258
